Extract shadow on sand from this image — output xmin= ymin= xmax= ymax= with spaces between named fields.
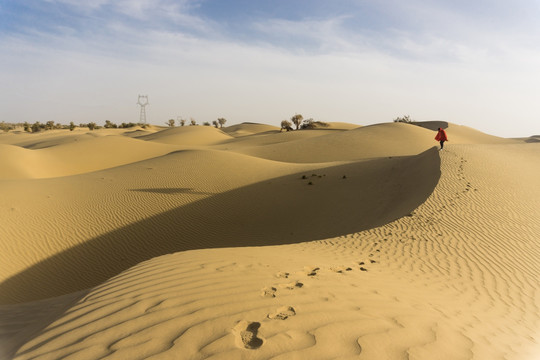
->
xmin=0 ymin=148 xmax=441 ymax=304
xmin=413 ymin=121 xmax=449 ymax=131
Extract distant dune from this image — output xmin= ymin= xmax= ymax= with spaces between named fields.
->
xmin=0 ymin=121 xmax=538 ymax=360
xmin=137 ymin=125 xmax=233 ymax=146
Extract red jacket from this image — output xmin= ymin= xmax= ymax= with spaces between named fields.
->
xmin=435 ymin=129 xmax=448 ymax=142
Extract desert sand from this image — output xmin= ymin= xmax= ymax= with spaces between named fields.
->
xmin=0 ymin=121 xmax=538 ymax=359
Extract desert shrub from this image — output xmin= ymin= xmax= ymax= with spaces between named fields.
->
xmin=291 ymin=114 xmax=303 ymax=130
xmin=212 ymin=120 xmax=219 ymax=128
xmin=190 ymin=118 xmax=197 ymax=126
xmin=300 ymin=119 xmax=329 ymax=129
xmin=23 ymin=122 xmax=30 ymax=132
xmin=179 ymin=119 xmax=186 ymax=126
xmin=88 ymin=122 xmax=96 ymax=130
xmin=166 ymin=119 xmax=175 ymax=127
xmin=0 ymin=122 xmax=11 ymax=132
xmin=31 ymin=122 xmax=44 ymax=133
xmin=280 ymin=120 xmax=293 ymax=132
xmin=69 ymin=122 xmax=76 ymax=131
xmin=203 ymin=122 xmax=210 ymax=126
xmin=393 ymin=115 xmax=414 ymax=123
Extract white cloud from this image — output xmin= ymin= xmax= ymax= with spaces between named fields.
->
xmin=2 ymin=1 xmax=540 ymax=137
xmin=44 ymin=0 xmax=109 ymax=10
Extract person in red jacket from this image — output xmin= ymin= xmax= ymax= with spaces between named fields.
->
xmin=435 ymin=127 xmax=448 ymax=150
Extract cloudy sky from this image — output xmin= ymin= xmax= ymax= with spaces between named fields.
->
xmin=1 ymin=0 xmax=539 ymax=137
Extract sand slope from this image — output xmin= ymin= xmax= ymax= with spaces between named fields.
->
xmin=1 ymin=123 xmax=538 ymax=360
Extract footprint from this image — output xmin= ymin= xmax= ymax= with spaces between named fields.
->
xmin=233 ymin=321 xmax=263 ymax=349
xmin=275 ymin=272 xmax=289 ymax=279
xmin=261 ymin=286 xmax=277 ymax=298
xmin=304 ymin=267 xmax=320 ymax=276
xmin=331 ymin=266 xmax=353 ymax=273
xmin=279 ymin=281 xmax=304 ymax=290
xmin=268 ymin=306 xmax=296 ymax=320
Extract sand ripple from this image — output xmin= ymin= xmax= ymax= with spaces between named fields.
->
xmin=1 ymin=124 xmax=538 ymax=359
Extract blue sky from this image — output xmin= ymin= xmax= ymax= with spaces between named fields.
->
xmin=1 ymin=0 xmax=540 ymax=137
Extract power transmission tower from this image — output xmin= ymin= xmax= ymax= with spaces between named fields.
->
xmin=137 ymin=95 xmax=149 ymax=124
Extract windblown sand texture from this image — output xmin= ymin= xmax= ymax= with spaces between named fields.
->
xmin=0 ymin=122 xmax=538 ymax=359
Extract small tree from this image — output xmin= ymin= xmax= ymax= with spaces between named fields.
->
xmin=166 ymin=119 xmax=175 ymax=127
xmin=280 ymin=120 xmax=293 ymax=132
xmin=179 ymin=119 xmax=186 ymax=126
xmin=104 ymin=120 xmax=118 ymax=129
xmin=190 ymin=118 xmax=197 ymax=126
xmin=69 ymin=122 xmax=76 ymax=131
xmin=212 ymin=120 xmax=219 ymax=128
xmin=88 ymin=122 xmax=96 ymax=130
xmin=217 ymin=117 xmax=227 ymax=128
xmin=203 ymin=121 xmax=210 ymax=126
xmin=23 ymin=122 xmax=30 ymax=132
xmin=291 ymin=114 xmax=303 ymax=130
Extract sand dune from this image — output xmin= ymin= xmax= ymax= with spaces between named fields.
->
xmin=137 ymin=125 xmax=233 ymax=146
xmin=232 ymin=122 xmax=439 ymax=163
xmin=1 ymin=122 xmax=539 ymax=360
xmin=0 ymin=135 xmax=179 ymax=179
xmin=0 ymin=147 xmax=440 ymax=304
xmin=0 ymin=128 xmax=99 ymax=148
xmin=0 ymin=144 xmax=58 ymax=179
xmin=525 ymin=135 xmax=540 ymax=143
